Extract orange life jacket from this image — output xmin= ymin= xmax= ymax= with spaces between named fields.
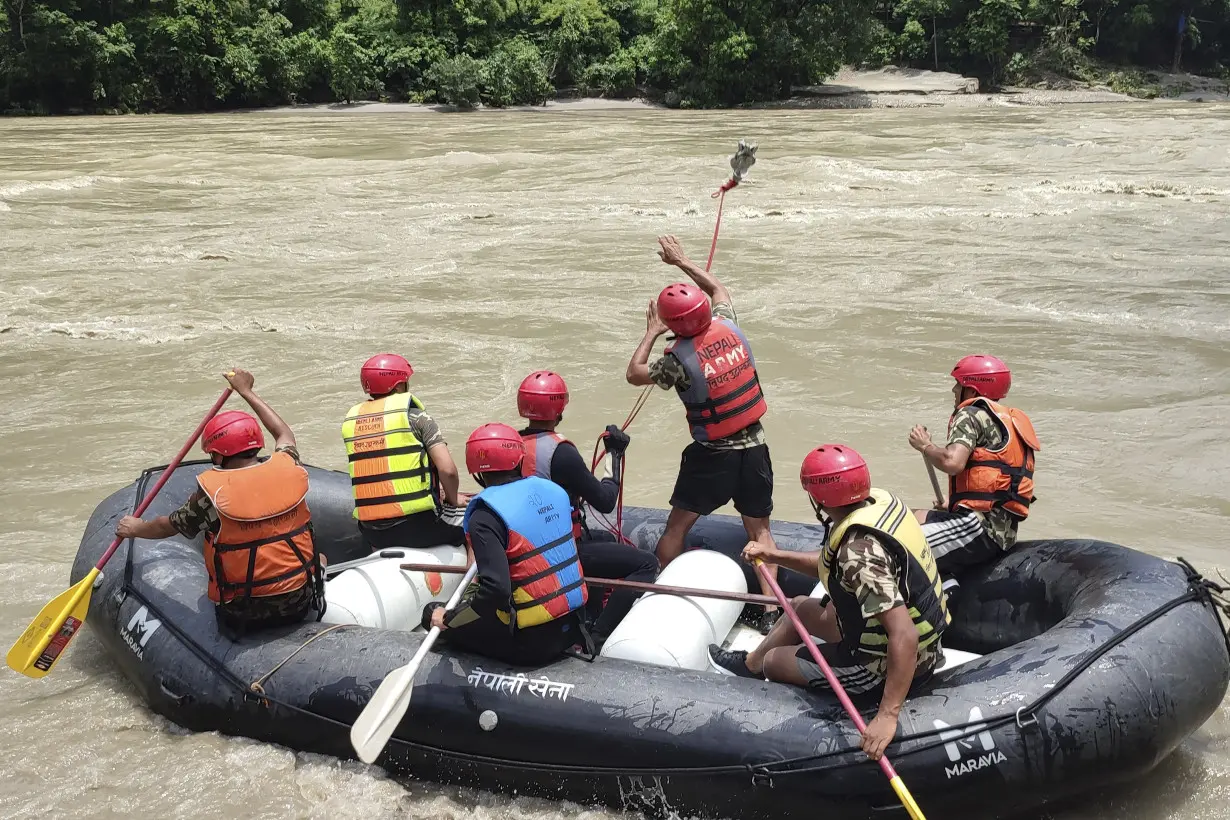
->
xmin=520 ymin=430 xmax=584 ymax=540
xmin=665 ymin=317 xmax=767 ymax=442
xmin=196 ymin=451 xmax=318 ymax=605
xmin=949 ymin=398 xmax=1041 ymax=520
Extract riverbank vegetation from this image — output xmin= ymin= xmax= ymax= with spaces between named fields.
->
xmin=2 ymin=0 xmax=1228 ymax=113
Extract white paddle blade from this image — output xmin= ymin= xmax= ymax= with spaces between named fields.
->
xmin=349 ymin=563 xmax=479 ymax=764
xmin=350 ymin=629 xmax=438 ymax=764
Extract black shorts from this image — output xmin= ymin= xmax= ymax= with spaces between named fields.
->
xmin=440 ymin=612 xmax=582 ymax=666
xmin=670 ymin=442 xmax=773 ymax=518
xmin=795 ymin=641 xmax=936 ymax=696
xmin=795 ymin=641 xmax=886 ymax=695
xmin=359 ymin=510 xmax=464 ymax=552
xmin=921 ymin=510 xmax=1000 ymax=575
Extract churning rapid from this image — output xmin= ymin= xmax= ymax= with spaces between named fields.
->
xmin=2 ymin=104 xmax=1230 ymax=820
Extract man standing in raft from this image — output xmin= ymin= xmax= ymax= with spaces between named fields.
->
xmin=625 ymin=235 xmax=779 ymax=632
xmin=908 ymin=355 xmax=1040 ymax=575
xmin=342 ymin=353 xmax=466 ymax=552
xmin=516 ymin=370 xmax=659 ymax=645
xmin=116 ymin=369 xmax=322 ymax=636
xmin=709 ymin=445 xmax=949 ymax=761
xmin=422 ymin=423 xmax=588 ymax=664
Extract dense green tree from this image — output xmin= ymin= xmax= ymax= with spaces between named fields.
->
xmin=426 ymin=51 xmax=481 ymax=106
xmin=2 ymin=0 xmax=1227 ymax=113
xmin=327 ymin=26 xmax=380 ymax=101
xmin=648 ymin=0 xmax=874 ymax=105
xmin=482 ymin=35 xmax=553 ymax=105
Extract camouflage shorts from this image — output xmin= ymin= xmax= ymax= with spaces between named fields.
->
xmin=216 ymin=583 xmax=317 ymax=635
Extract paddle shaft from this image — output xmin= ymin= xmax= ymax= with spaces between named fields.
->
xmin=401 ymin=562 xmax=478 ymax=677
xmin=396 ymin=562 xmax=778 ymax=607
xmin=754 ymin=560 xmax=927 ymax=820
xmin=325 ymin=549 xmax=416 ymax=578
xmin=925 ymin=457 xmax=945 ymax=508
xmin=97 ymin=388 xmax=234 ymax=572
xmin=6 ymin=386 xmax=234 ymax=679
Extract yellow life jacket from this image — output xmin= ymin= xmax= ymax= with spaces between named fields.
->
xmin=822 ymin=488 xmax=949 ymax=657
xmin=341 ymin=393 xmax=436 ymax=521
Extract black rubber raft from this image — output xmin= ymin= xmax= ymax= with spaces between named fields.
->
xmin=75 ymin=462 xmax=1230 ymax=820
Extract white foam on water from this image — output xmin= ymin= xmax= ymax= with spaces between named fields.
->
xmin=0 ymin=174 xmax=119 ymax=200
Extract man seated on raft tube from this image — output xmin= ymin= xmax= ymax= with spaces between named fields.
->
xmin=515 ymin=370 xmax=659 ymax=648
xmin=341 ymin=353 xmax=468 ymax=552
xmin=625 ymin=234 xmax=780 ymax=634
xmin=116 ymin=369 xmax=324 ymax=637
xmin=907 ymin=354 xmax=1040 ymax=579
xmin=421 ymin=424 xmax=591 ymax=665
xmin=708 ymin=445 xmax=950 ymax=762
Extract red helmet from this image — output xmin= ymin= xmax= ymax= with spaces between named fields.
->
xmin=951 ymin=354 xmax=1011 ymax=401
xmin=517 ymin=371 xmax=569 ymax=421
xmin=202 ymin=411 xmax=265 ymax=457
xmin=657 ymin=283 xmax=712 ymax=338
xmin=799 ymin=445 xmax=871 ymax=508
xmin=360 ymin=353 xmax=413 ymax=396
xmin=465 ymin=423 xmax=525 ymax=474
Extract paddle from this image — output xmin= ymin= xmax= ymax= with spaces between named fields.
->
xmin=6 ymin=388 xmax=233 ymax=679
xmin=351 ymin=562 xmax=479 ymax=764
xmin=754 ymin=559 xmax=928 ymax=820
xmin=397 ymin=561 xmax=779 ymax=607
xmin=324 ymin=549 xmax=413 ymax=578
xmin=925 ymin=457 xmax=945 ymax=509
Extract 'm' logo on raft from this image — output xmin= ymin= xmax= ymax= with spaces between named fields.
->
xmin=120 ymin=606 xmax=162 ymax=660
xmin=933 ymin=707 xmax=1007 ymax=778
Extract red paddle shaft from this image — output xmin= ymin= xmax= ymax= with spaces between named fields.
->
xmin=755 ymin=560 xmax=902 ymax=781
xmin=97 ymin=388 xmax=233 ymax=571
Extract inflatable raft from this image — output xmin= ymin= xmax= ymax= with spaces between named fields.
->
xmin=75 ymin=462 xmax=1230 ymax=819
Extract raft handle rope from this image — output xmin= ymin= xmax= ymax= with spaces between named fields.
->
xmin=587 ymin=140 xmax=758 ymax=546
xmin=248 ymin=623 xmax=351 ymax=698
xmin=117 ymin=464 xmax=1230 ymax=781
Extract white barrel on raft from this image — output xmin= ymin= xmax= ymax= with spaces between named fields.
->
xmin=321 ymin=546 xmax=467 ymax=631
xmin=600 ymin=549 xmax=747 ymax=670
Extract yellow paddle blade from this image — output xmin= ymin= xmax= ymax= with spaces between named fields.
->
xmin=889 ymin=775 xmax=928 ymax=820
xmin=6 ymin=569 xmax=98 ymax=679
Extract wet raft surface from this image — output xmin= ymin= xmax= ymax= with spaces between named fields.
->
xmin=75 ymin=462 xmax=1230 ymax=820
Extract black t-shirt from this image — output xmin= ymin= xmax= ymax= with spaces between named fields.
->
xmin=444 ymin=504 xmax=510 ymax=628
xmin=520 ymin=430 xmax=619 ymax=515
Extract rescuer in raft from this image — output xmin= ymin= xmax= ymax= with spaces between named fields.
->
xmin=516 ymin=370 xmax=659 ymax=645
xmin=422 ymin=423 xmax=590 ymax=664
xmin=625 ymin=234 xmax=779 ymax=632
xmin=708 ymin=445 xmax=949 ymax=761
xmin=908 ymin=355 xmax=1041 ymax=575
xmin=115 ymin=369 xmax=323 ymax=636
xmin=342 ymin=353 xmax=467 ymax=552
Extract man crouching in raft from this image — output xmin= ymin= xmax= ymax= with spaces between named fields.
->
xmin=625 ymin=234 xmax=779 ymax=633
xmin=116 ymin=369 xmax=323 ymax=637
xmin=709 ymin=445 xmax=949 ymax=761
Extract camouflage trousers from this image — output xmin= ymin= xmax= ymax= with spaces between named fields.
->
xmin=215 ymin=582 xmax=319 ymax=637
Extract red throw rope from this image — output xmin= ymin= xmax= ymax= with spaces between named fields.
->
xmin=587 ymin=176 xmax=741 ymax=545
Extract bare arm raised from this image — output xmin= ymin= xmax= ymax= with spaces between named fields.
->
xmin=657 ymin=235 xmax=732 ymax=308
xmin=225 ymin=368 xmax=295 ymax=451
xmin=626 ymin=300 xmax=668 ymax=386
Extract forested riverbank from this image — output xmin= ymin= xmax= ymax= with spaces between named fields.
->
xmin=2 ymin=0 xmax=1229 ymax=114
